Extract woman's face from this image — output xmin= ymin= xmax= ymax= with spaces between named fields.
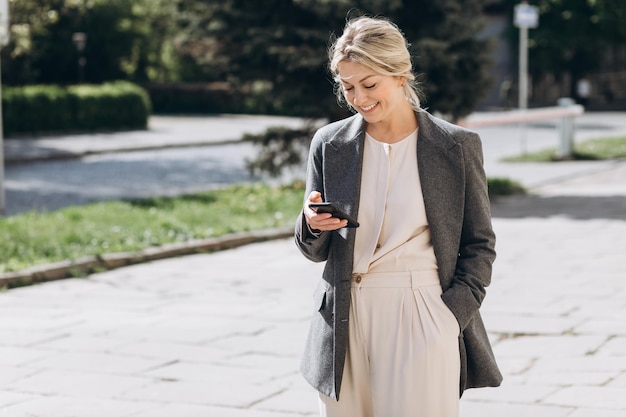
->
xmin=337 ymin=60 xmax=406 ymax=125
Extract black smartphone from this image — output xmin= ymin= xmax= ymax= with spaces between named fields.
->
xmin=309 ymin=202 xmax=359 ymax=228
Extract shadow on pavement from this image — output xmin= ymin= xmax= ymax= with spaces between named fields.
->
xmin=491 ymin=194 xmax=626 ymax=220
xmin=4 ymin=145 xmax=262 ymax=215
xmin=5 ymin=189 xmax=95 ymax=215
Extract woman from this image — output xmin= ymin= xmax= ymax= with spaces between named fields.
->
xmin=294 ymin=16 xmax=502 ymax=417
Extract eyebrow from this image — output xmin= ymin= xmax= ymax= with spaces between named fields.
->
xmin=340 ymin=74 xmax=377 ymax=85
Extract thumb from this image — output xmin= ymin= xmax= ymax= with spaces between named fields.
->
xmin=307 ymin=191 xmax=322 ymax=203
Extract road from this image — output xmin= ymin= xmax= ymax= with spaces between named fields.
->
xmin=4 ymin=143 xmax=276 ymax=215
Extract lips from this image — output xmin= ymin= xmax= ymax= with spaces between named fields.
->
xmin=360 ymin=102 xmax=378 ymax=112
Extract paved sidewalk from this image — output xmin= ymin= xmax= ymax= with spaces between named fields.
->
xmin=1 ymin=113 xmax=625 ymax=416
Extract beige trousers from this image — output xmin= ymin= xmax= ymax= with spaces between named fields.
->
xmin=319 ymin=271 xmax=461 ymax=417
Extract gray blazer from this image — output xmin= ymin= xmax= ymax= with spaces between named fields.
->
xmin=295 ymin=110 xmax=502 ymax=400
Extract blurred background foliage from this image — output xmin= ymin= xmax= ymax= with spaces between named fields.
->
xmin=3 ymin=0 xmax=183 ymax=84
xmin=2 ymin=0 xmax=626 ymax=119
xmin=3 ymin=0 xmax=497 ymax=120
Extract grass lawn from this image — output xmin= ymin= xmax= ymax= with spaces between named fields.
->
xmin=0 ymin=182 xmax=305 ymax=274
xmin=503 ymin=135 xmax=626 ymax=162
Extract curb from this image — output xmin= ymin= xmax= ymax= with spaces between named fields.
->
xmin=0 ymin=227 xmax=294 ymax=290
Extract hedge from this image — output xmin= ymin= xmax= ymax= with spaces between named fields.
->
xmin=2 ymin=81 xmax=151 ymax=137
xmin=144 ymin=82 xmax=283 ymax=116
xmin=145 ymin=82 xmax=239 ymax=115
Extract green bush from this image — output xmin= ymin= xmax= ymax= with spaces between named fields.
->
xmin=145 ymin=82 xmax=238 ymax=114
xmin=144 ymin=82 xmax=285 ymax=116
xmin=487 ymin=177 xmax=526 ymax=198
xmin=2 ymin=81 xmax=151 ymax=137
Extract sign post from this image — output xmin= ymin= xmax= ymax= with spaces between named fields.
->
xmin=514 ymin=2 xmax=539 ymax=110
xmin=0 ymin=0 xmax=9 ymax=214
xmin=514 ymin=1 xmax=539 ymax=154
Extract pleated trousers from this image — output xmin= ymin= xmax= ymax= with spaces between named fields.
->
xmin=319 ymin=270 xmax=461 ymax=417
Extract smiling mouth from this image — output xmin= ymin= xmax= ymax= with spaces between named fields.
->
xmin=360 ymin=103 xmax=378 ymax=111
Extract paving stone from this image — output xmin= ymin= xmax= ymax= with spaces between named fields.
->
xmin=0 ymin=391 xmax=40 ymax=409
xmin=217 ymin=352 xmax=300 ymax=372
xmin=571 ymin=299 xmax=626 ymax=321
xmin=0 ymin=366 xmax=40 ymax=386
xmin=0 ymin=329 xmax=66 ymax=348
xmin=485 ymin=314 xmax=582 ymax=335
xmin=218 ymin=320 xmax=308 ymax=354
xmin=461 ymin=381 xmax=559 ymax=404
xmin=491 ymin=357 xmax=535 ymax=375
xmin=607 ymin=373 xmax=626 ymax=388
xmin=120 ymin=379 xmax=282 ymax=408
xmin=150 ymin=291 xmax=269 ymax=318
xmin=460 ymin=400 xmax=573 ymax=417
xmin=113 ymin=340 xmax=232 ymax=363
xmin=57 ymin=313 xmax=169 ymax=339
xmin=100 ymin=317 xmax=269 ymax=345
xmin=0 ymin=315 xmax=82 ymax=332
xmin=0 ymin=305 xmax=77 ymax=319
xmin=567 ymin=409 xmax=626 ymax=417
xmin=25 ymin=351 xmax=169 ymax=374
xmin=0 ymin=396 xmax=153 ymax=417
xmin=515 ymin=370 xmax=619 ymax=387
xmin=131 ymin=403 xmax=302 ymax=417
xmin=8 ymin=370 xmax=150 ymax=398
xmin=0 ymin=347 xmax=55 ymax=366
xmin=254 ymin=385 xmax=319 ymax=415
xmin=143 ymin=361 xmax=277 ymax=386
xmin=494 ymin=334 xmax=607 ymax=358
xmin=34 ymin=335 xmax=131 ymax=353
xmin=544 ymin=386 xmax=626 ymax=409
xmin=575 ymin=319 xmax=626 ymax=336
xmin=482 ymin=297 xmax=576 ymax=317
xmin=531 ymin=355 xmax=626 ymax=374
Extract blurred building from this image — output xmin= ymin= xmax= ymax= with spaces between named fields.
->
xmin=478 ymin=8 xmax=626 ymax=111
xmin=530 ymin=49 xmax=626 ymax=110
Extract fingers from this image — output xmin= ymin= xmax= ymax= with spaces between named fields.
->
xmin=304 ymin=191 xmax=321 ymax=220
xmin=309 ymin=214 xmax=348 ymax=231
xmin=304 ymin=191 xmax=348 ymax=231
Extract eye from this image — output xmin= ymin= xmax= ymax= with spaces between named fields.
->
xmin=365 ymin=84 xmax=376 ymax=89
xmin=343 ymin=85 xmax=354 ymax=92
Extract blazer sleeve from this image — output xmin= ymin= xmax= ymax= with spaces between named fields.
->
xmin=441 ymin=133 xmax=496 ymax=331
xmin=294 ymin=130 xmax=333 ymax=263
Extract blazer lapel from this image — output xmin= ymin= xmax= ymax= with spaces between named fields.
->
xmin=324 ymin=115 xmax=366 ymax=242
xmin=417 ymin=111 xmax=465 ymax=279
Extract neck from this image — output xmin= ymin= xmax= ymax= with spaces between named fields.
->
xmin=366 ymin=104 xmax=418 ymax=144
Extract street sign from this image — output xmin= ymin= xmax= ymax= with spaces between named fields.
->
xmin=0 ymin=0 xmax=8 ymax=46
xmin=514 ymin=3 xmax=539 ymax=29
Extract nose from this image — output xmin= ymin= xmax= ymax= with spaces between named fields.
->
xmin=352 ymin=88 xmax=364 ymax=106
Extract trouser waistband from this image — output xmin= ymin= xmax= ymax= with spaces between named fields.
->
xmin=351 ymin=270 xmax=440 ymax=288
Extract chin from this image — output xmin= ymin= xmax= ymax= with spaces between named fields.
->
xmin=361 ymin=113 xmax=383 ymax=124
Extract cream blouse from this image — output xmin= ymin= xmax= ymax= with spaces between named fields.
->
xmin=352 ymin=129 xmax=438 ymax=274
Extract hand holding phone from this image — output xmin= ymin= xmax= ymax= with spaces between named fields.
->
xmin=308 ymin=202 xmax=359 ymax=228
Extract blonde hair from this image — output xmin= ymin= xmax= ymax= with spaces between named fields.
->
xmin=329 ymin=16 xmax=422 ymax=110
